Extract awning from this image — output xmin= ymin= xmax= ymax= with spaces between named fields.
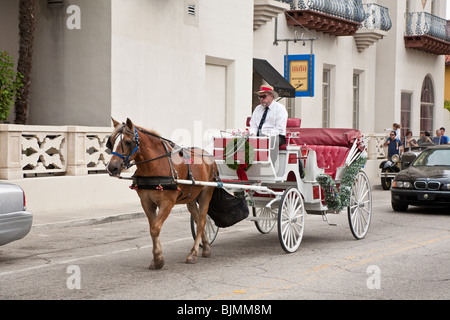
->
xmin=253 ymin=58 xmax=296 ymax=98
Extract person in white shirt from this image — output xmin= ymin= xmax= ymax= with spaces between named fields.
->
xmin=249 ymin=85 xmax=288 ymax=146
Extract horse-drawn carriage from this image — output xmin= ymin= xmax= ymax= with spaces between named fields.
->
xmin=107 ymin=118 xmax=372 ymax=269
xmin=188 ymin=118 xmax=372 ymax=253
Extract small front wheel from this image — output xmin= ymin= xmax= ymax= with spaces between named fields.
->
xmin=277 ymin=187 xmax=305 ymax=253
xmin=253 ymin=206 xmax=276 ymax=234
xmin=190 ymin=215 xmax=219 ymax=246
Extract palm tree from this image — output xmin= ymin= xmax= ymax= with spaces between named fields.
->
xmin=14 ymin=0 xmax=37 ymax=124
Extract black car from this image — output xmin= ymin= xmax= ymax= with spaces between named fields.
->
xmin=391 ymin=145 xmax=450 ymax=211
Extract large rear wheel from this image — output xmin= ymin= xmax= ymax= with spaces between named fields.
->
xmin=348 ymin=171 xmax=372 ymax=239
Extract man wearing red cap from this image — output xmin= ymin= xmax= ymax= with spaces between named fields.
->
xmin=249 ymin=84 xmax=288 ymax=146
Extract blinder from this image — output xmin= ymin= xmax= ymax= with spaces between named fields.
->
xmin=108 ymin=126 xmax=140 ymax=169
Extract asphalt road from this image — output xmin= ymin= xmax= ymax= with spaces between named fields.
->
xmin=0 ymin=185 xmax=449 ymax=301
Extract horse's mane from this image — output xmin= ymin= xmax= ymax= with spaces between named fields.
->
xmin=135 ymin=125 xmax=161 ymax=138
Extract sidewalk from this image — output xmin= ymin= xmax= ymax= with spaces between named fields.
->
xmin=31 ymin=202 xmax=189 ymax=230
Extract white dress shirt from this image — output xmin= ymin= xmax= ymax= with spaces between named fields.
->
xmin=249 ymin=101 xmax=288 ymax=136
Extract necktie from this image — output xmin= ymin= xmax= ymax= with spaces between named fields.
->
xmin=257 ymin=107 xmax=269 ymax=136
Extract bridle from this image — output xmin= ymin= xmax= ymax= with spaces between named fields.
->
xmin=107 ymin=124 xmax=177 ymax=170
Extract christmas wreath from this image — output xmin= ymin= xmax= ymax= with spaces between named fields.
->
xmin=224 ymin=137 xmax=255 ymax=180
xmin=316 ymin=156 xmax=367 ymax=212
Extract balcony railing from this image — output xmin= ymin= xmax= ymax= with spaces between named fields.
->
xmin=296 ymin=0 xmax=366 ymax=23
xmin=285 ymin=0 xmax=366 ymax=36
xmin=361 ymin=3 xmax=392 ymax=31
xmin=404 ymin=12 xmax=450 ymax=55
xmin=406 ymin=12 xmax=450 ymax=41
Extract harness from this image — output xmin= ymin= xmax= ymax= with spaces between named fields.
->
xmin=108 ymin=124 xmax=218 ymax=202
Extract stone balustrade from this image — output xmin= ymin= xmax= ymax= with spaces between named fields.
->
xmin=0 ymin=124 xmax=112 ymax=180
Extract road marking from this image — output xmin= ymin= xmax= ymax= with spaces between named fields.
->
xmin=208 ymin=231 xmax=450 ymax=300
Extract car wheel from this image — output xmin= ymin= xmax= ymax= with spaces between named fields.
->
xmin=391 ymin=201 xmax=408 ymax=212
xmin=381 ymin=168 xmax=393 ymax=190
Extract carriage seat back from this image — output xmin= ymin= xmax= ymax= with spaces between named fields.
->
xmin=291 ymin=128 xmax=361 ymax=179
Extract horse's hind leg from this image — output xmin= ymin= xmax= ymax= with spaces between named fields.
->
xmin=186 ymin=200 xmax=211 ymax=264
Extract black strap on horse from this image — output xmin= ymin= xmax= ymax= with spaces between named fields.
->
xmin=110 ymin=123 xmax=219 ymax=201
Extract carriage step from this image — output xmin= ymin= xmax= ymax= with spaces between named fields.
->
xmin=322 ymin=212 xmax=338 ymax=226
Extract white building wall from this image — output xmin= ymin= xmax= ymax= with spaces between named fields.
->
xmin=110 ymin=0 xmax=253 ymax=150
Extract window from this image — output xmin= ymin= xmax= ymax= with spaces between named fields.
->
xmin=401 ymin=92 xmax=412 ymax=139
xmin=322 ymin=69 xmax=330 ymax=128
xmin=420 ymin=76 xmax=434 ymax=133
xmin=353 ymin=74 xmax=360 ymax=129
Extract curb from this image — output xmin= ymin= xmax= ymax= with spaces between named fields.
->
xmin=32 ymin=211 xmax=146 ymax=230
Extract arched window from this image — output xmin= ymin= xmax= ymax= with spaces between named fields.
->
xmin=420 ymin=75 xmax=434 ymax=133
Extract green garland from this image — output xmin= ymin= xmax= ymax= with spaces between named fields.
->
xmin=225 ymin=138 xmax=255 ymax=171
xmin=316 ymin=156 xmax=367 ymax=212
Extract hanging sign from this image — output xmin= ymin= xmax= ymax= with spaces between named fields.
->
xmin=285 ymin=54 xmax=315 ymax=97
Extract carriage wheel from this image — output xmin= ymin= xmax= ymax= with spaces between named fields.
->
xmin=277 ymin=187 xmax=305 ymax=253
xmin=348 ymin=170 xmax=372 ymax=239
xmin=190 ymin=215 xmax=219 ymax=246
xmin=252 ymin=206 xmax=276 ymax=234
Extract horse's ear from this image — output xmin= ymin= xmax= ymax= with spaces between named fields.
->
xmin=126 ymin=118 xmax=134 ymax=130
xmin=111 ymin=117 xmax=120 ymax=128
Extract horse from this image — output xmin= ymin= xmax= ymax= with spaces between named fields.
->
xmin=106 ymin=118 xmax=217 ymax=270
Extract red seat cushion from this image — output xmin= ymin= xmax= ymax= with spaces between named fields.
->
xmin=305 ymin=145 xmax=350 ymax=179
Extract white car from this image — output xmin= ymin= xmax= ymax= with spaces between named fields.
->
xmin=0 ymin=182 xmax=33 ymax=246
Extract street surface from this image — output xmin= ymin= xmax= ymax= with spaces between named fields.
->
xmin=0 ymin=185 xmax=449 ymax=300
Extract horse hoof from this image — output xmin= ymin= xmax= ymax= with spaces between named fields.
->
xmin=202 ymin=248 xmax=211 ymax=258
xmin=149 ymin=258 xmax=164 ymax=270
xmin=186 ymin=255 xmax=198 ymax=264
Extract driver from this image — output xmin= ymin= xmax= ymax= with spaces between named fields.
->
xmin=249 ymin=85 xmax=288 ymax=146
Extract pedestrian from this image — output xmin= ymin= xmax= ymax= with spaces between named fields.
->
xmin=384 ymin=131 xmax=403 ymax=161
xmin=440 ymin=127 xmax=449 ymax=144
xmin=405 ymin=131 xmax=418 ymax=147
xmin=432 ymin=129 xmax=441 ymax=144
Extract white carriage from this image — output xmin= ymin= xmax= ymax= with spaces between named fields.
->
xmin=184 ymin=119 xmax=372 ymax=253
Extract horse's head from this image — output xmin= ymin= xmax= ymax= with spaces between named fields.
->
xmin=106 ymin=118 xmax=139 ymax=177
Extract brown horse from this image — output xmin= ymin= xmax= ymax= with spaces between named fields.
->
xmin=106 ymin=118 xmax=217 ymax=270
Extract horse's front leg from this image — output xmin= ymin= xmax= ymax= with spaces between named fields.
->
xmin=142 ymin=199 xmax=173 ymax=270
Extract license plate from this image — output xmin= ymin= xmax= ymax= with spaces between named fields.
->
xmin=418 ymin=193 xmax=435 ymax=201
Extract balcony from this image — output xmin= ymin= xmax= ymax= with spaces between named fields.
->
xmin=285 ymin=0 xmax=366 ymax=36
xmin=354 ymin=3 xmax=392 ymax=52
xmin=404 ymin=12 xmax=450 ymax=55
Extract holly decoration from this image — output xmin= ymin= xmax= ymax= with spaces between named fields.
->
xmin=224 ymin=138 xmax=255 ymax=180
xmin=316 ymin=156 xmax=367 ymax=212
